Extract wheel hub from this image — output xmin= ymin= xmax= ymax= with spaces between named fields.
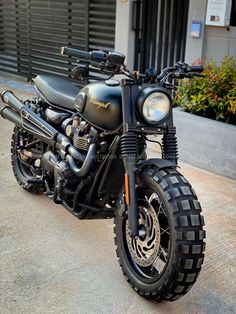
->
xmin=126 ymin=202 xmax=160 ymax=267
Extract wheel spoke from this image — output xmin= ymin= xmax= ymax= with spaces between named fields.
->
xmin=159 ymin=245 xmax=168 ymax=262
xmin=157 ymin=201 xmax=163 ymax=216
xmin=24 ymin=139 xmax=41 ymax=149
xmin=160 ymin=227 xmax=170 ymax=235
xmin=18 ymin=158 xmax=34 ymax=172
xmin=148 ymin=192 xmax=158 ymax=203
xmin=156 ymin=201 xmax=168 ymax=218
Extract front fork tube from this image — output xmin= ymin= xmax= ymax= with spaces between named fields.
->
xmin=123 ymin=157 xmax=139 ymax=238
xmin=121 ymin=80 xmax=141 ymax=238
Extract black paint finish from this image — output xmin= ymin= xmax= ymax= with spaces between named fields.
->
xmin=76 ymin=82 xmax=122 ymax=131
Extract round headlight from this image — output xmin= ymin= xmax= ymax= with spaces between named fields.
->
xmin=142 ymin=92 xmax=170 ymax=123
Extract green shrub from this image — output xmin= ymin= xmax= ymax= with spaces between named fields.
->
xmin=175 ymin=57 xmax=236 ymax=125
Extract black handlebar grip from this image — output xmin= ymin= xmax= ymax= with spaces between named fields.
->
xmin=188 ymin=65 xmax=204 ymax=73
xmin=90 ymin=51 xmax=107 ymax=63
xmin=61 ymin=47 xmax=91 ymax=61
xmin=61 ymin=47 xmax=108 ymax=64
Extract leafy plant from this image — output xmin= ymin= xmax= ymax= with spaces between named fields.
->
xmin=175 ymin=57 xmax=236 ymax=125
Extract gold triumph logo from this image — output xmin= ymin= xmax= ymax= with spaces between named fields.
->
xmin=90 ymin=96 xmax=110 ymax=109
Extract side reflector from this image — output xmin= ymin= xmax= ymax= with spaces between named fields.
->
xmin=125 ymin=173 xmax=130 ymax=205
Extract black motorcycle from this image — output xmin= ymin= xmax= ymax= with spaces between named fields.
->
xmin=0 ymin=47 xmax=205 ymax=301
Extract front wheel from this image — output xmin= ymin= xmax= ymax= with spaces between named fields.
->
xmin=114 ymin=166 xmax=205 ymax=301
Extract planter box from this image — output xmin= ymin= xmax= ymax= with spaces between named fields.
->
xmin=173 ymin=108 xmax=236 ymax=180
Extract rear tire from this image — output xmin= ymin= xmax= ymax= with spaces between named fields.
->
xmin=114 ymin=165 xmax=205 ymax=301
xmin=11 ymin=126 xmax=44 ymax=194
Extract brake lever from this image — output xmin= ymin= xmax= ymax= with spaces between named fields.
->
xmin=192 ymin=73 xmax=205 ymax=77
xmin=90 ymin=60 xmax=103 ymax=68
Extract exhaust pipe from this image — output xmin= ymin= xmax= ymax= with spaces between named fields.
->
xmin=1 ymin=90 xmax=25 ymax=112
xmin=0 ymin=106 xmax=23 ymax=127
xmin=0 ymin=106 xmax=51 ymax=146
xmin=0 ymin=90 xmax=95 ymax=177
xmin=1 ymin=91 xmax=58 ymax=145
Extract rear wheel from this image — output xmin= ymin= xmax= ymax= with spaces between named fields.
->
xmin=11 ymin=126 xmax=44 ymax=193
xmin=114 ymin=166 xmax=205 ymax=301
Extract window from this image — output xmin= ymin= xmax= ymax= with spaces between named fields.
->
xmin=230 ymin=0 xmax=236 ymax=26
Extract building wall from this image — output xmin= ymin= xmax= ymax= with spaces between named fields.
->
xmin=185 ymin=0 xmax=207 ymax=64
xmin=185 ymin=0 xmax=236 ymax=64
xmin=115 ymin=0 xmax=135 ymax=68
xmin=115 ymin=0 xmax=189 ymax=70
xmin=115 ymin=0 xmax=236 ymax=68
xmin=204 ymin=25 xmax=236 ymax=62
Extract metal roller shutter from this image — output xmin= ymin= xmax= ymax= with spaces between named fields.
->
xmin=0 ymin=0 xmax=116 ymax=80
xmin=133 ymin=0 xmax=189 ymax=73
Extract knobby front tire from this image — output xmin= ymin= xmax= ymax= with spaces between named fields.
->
xmin=114 ymin=165 xmax=206 ymax=302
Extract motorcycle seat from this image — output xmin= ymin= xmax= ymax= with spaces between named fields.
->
xmin=33 ymin=75 xmax=80 ymax=110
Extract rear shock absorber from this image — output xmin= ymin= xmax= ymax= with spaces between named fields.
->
xmin=162 ymin=126 xmax=178 ymax=164
xmin=121 ymin=132 xmax=138 ymax=238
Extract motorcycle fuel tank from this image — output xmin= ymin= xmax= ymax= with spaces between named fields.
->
xmin=74 ymin=82 xmax=122 ymax=131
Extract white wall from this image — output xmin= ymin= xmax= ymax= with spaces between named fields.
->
xmin=204 ymin=26 xmax=236 ymax=62
xmin=185 ymin=0 xmax=236 ymax=63
xmin=185 ymin=0 xmax=207 ymax=64
xmin=115 ymin=0 xmax=135 ymax=69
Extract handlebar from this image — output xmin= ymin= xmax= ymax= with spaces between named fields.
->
xmin=61 ymin=47 xmax=107 ymax=63
xmin=60 ymin=47 xmax=204 ymax=84
xmin=61 ymin=46 xmax=126 ymax=72
xmin=155 ymin=62 xmax=204 ymax=81
xmin=187 ymin=65 xmax=204 ymax=73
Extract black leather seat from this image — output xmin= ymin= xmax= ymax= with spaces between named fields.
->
xmin=34 ymin=75 xmax=80 ymax=110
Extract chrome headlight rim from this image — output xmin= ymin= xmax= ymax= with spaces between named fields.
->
xmin=137 ymin=88 xmax=172 ymax=125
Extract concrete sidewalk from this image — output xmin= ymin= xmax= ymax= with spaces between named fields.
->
xmin=0 ymin=74 xmax=236 ymax=314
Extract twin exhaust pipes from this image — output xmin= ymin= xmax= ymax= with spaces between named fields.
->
xmin=0 ymin=91 xmax=96 ymax=178
xmin=1 ymin=91 xmax=58 ymax=145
